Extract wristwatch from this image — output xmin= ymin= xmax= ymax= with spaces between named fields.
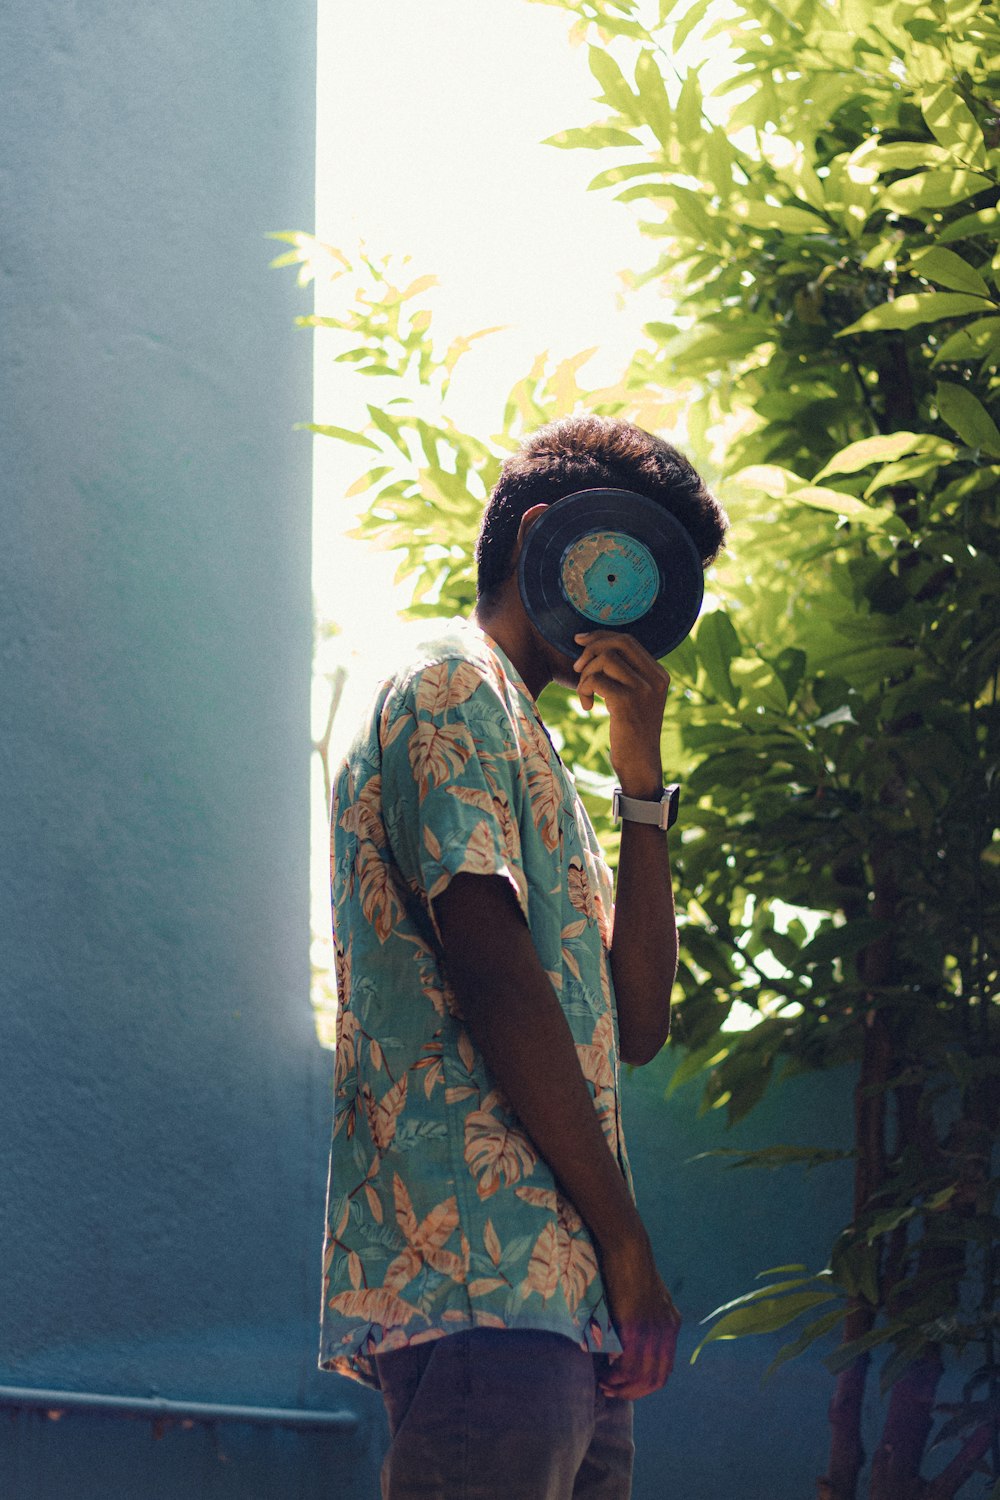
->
xmin=612 ymin=783 xmax=680 ymax=830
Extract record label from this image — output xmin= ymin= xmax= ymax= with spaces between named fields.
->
xmin=561 ymin=531 xmax=659 ymax=626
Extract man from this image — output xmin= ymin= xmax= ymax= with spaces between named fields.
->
xmin=321 ymin=415 xmax=728 ymax=1498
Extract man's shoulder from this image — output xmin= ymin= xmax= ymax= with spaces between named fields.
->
xmin=384 ymin=623 xmax=518 ymax=718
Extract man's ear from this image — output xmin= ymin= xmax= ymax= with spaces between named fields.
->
xmin=510 ymin=504 xmax=549 ymax=566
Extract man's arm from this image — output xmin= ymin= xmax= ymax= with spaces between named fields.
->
xmin=435 ymin=870 xmax=680 ymax=1401
xmin=573 ymin=631 xmax=678 ymax=1065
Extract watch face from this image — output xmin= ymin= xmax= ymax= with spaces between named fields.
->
xmin=665 ymin=784 xmax=680 ymax=829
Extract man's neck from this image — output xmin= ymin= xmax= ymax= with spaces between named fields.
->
xmin=473 ymin=596 xmax=553 ymax=703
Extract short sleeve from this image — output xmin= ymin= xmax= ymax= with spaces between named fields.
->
xmin=379 ymin=657 xmax=529 ymax=934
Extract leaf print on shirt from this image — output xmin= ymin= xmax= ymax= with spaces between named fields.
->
xmin=327 ymin=1287 xmax=427 ymax=1329
xmin=567 ymin=858 xmax=593 ymax=923
xmin=362 ymin=1074 xmax=408 ymax=1153
xmin=452 ymin=780 xmax=523 ymax=870
xmin=561 ymin=917 xmax=588 ymax=982
xmin=333 ymin=935 xmax=353 ymax=1009
xmin=519 ymin=1194 xmax=600 ymax=1313
xmin=390 ymin=1175 xmax=469 ymax=1285
xmin=379 ymin=693 xmax=412 ymax=753
xmin=334 ymin=1007 xmax=359 ymax=1093
xmin=582 ymin=846 xmax=613 ymax=946
xmin=339 ymin=773 xmax=388 ymax=848
xmin=522 ymin=1222 xmax=560 ymax=1300
xmin=414 ymin=659 xmax=484 ymax=717
xmin=464 ymin=1091 xmax=538 ymax=1198
xmin=356 ymin=840 xmax=406 ymax=945
xmin=456 ymin=819 xmax=503 ymax=880
xmin=483 ymin=1219 xmax=503 ymax=1268
xmin=576 ymin=1010 xmax=617 ymax=1142
xmin=408 ymin=719 xmax=475 ymax=795
xmin=522 ymin=731 xmax=561 ymax=853
xmin=412 ymin=1036 xmax=444 ymax=1099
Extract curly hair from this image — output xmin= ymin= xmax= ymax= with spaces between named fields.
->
xmin=476 ymin=414 xmax=728 ymax=604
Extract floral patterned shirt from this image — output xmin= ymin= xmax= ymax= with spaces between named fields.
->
xmin=321 ymin=623 xmax=634 ymax=1385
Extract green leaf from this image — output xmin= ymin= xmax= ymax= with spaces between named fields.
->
xmin=790 ymin=486 xmax=895 ymax=526
xmin=814 ymin=432 xmax=941 ymax=480
xmin=879 ymin=169 xmax=993 ymax=214
xmin=853 ymin=141 xmax=952 ymax=173
xmin=766 ymin=1308 xmax=845 ymax=1380
xmin=704 ymin=1276 xmax=820 ymax=1320
xmin=824 ymin=1321 xmax=907 ymax=1376
xmin=837 ymin=292 xmax=991 ymax=336
xmin=666 ymin=1034 xmax=730 ymax=1095
xmin=696 ymin=611 xmax=741 ymax=706
xmin=691 ymin=1291 xmax=837 ymax=1362
xmin=366 ymin=404 xmax=412 ymax=456
xmin=345 ymin=465 xmax=392 ymax=497
xmin=909 ymin=246 xmax=990 ymax=298
xmin=935 ymin=381 xmax=1000 ymax=455
xmin=543 ymin=125 xmax=642 ymax=150
xmin=829 ymin=1227 xmax=878 ymax=1302
xmin=634 ymin=49 xmax=673 ymax=148
xmin=671 ymin=0 xmax=715 ymax=50
xmin=922 ymin=84 xmax=989 ymax=171
xmin=931 ymin=316 xmax=1000 ymax=366
xmin=588 ymin=45 xmax=637 ymax=115
xmin=299 ymin=422 xmax=383 ymax=452
xmin=938 ymin=206 xmax=1000 ymax=243
xmin=588 ymin=161 xmax=662 ymax=192
xmin=790 ymin=918 xmax=890 ymax=971
xmin=690 ymin=1146 xmax=854 ymax=1171
xmin=734 ymin=464 xmax=810 ymax=498
xmin=732 ymin=201 xmax=826 ymax=234
xmin=767 ymin=647 xmax=806 ymax=704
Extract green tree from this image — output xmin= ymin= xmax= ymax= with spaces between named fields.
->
xmin=277 ymin=0 xmax=1000 ymax=1492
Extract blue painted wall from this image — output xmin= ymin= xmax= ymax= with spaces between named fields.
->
xmin=0 ymin=2 xmax=384 ymax=1493
xmin=0 ymin=3 xmax=856 ymax=1494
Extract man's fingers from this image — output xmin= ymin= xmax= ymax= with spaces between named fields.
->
xmin=599 ymin=1305 xmax=682 ymax=1398
xmin=574 ymin=631 xmax=671 ymax=685
xmin=577 ymin=664 xmax=644 ymax=709
xmin=598 ymin=1347 xmax=668 ymax=1400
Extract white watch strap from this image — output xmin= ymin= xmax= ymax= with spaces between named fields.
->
xmin=612 ymin=785 xmax=679 ymax=829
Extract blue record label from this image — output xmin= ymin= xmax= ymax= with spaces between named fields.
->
xmin=560 ymin=530 xmax=660 ymax=626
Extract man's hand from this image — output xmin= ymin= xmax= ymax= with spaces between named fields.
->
xmin=572 ymin=631 xmax=670 ymax=796
xmin=599 ymin=1232 xmax=682 ymax=1400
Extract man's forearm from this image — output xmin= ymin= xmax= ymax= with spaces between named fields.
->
xmin=436 ymin=873 xmax=646 ymax=1260
xmin=609 ymin=817 xmax=678 ymax=1065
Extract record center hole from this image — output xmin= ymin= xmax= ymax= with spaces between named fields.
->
xmin=607 ymin=573 xmax=617 ymax=584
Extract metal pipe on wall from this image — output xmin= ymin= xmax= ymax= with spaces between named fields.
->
xmin=0 ymin=1386 xmax=358 ymax=1433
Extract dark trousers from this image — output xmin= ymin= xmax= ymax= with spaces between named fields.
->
xmin=374 ymin=1328 xmax=634 ymax=1500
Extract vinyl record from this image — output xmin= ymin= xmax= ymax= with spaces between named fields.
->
xmin=517 ymin=488 xmax=704 ymax=659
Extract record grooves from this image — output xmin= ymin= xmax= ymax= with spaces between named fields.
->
xmin=517 ymin=488 xmax=704 ymax=659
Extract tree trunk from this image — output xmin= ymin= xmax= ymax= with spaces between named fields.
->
xmin=868 ymin=1350 xmax=943 ymax=1500
xmin=824 ymin=1345 xmax=873 ymax=1500
xmin=820 ymin=1009 xmax=893 ymax=1499
xmin=923 ymin=1424 xmax=993 ymax=1500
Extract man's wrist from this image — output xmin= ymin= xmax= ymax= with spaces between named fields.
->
xmin=595 ymin=1207 xmax=654 ymax=1264
xmin=614 ymin=765 xmax=663 ymax=801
